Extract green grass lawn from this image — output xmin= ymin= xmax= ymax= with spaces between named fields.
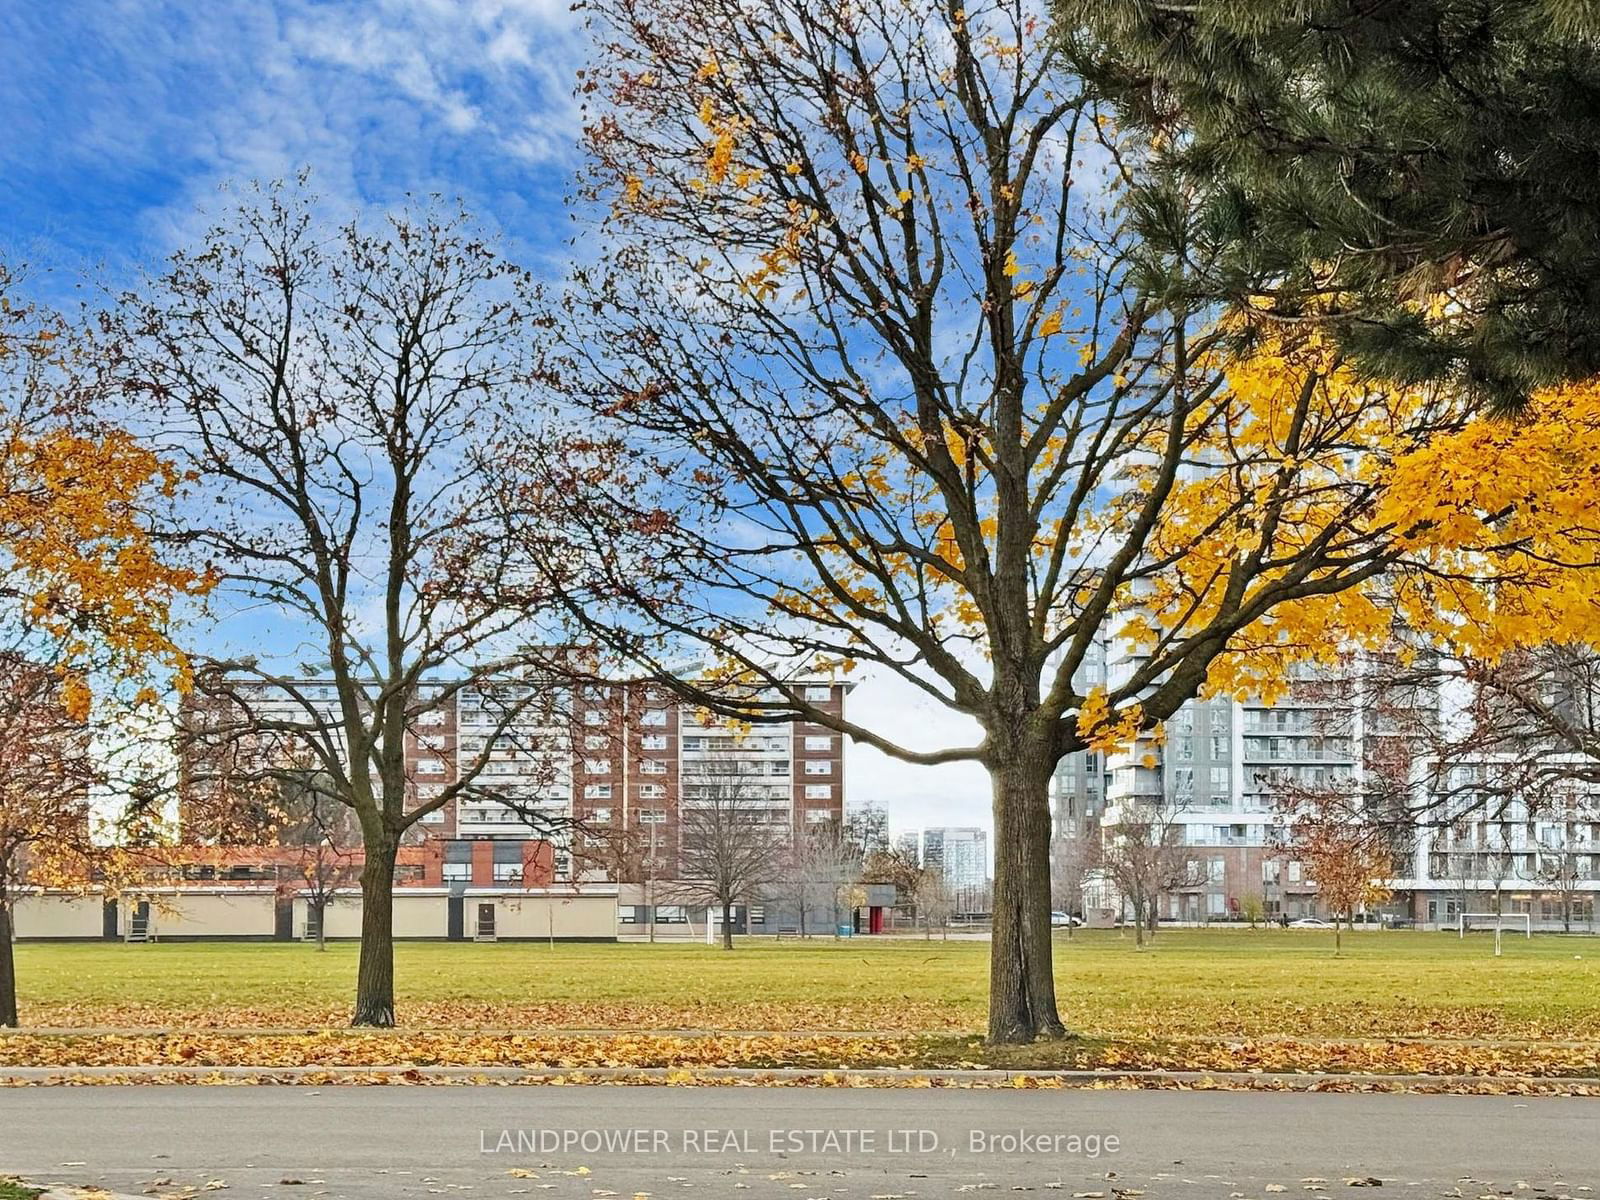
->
xmin=11 ymin=928 xmax=1599 ymax=1040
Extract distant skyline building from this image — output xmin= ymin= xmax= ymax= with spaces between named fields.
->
xmin=920 ymin=826 xmax=989 ymax=893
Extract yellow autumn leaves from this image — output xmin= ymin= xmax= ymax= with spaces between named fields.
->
xmin=0 ymin=426 xmax=211 ymax=712
xmin=1132 ymin=333 xmax=1600 ymax=708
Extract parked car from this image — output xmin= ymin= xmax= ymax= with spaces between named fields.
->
xmin=1288 ymin=917 xmax=1331 ymax=928
xmin=1050 ymin=911 xmax=1084 ymax=928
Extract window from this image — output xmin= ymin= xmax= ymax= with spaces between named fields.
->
xmin=583 ymin=710 xmax=606 ymax=726
xmin=443 ymin=862 xmax=472 ymax=882
xmin=417 ymin=734 xmax=447 ymax=750
xmin=583 ymin=734 xmax=609 ymax=751
xmin=584 ymin=759 xmax=611 ymax=774
xmin=803 ymin=761 xmax=832 ymax=776
xmin=748 ymin=906 xmax=765 ymax=924
xmin=415 ymin=758 xmax=444 ymax=776
xmin=1262 ymin=860 xmax=1281 ymax=883
xmin=655 ymin=904 xmax=688 ymax=924
xmin=641 ymin=734 xmax=668 ymax=751
xmin=804 ymin=735 xmax=833 ymax=751
xmin=639 ymin=759 xmax=667 ymax=775
xmin=1288 ymin=861 xmax=1303 ymax=883
xmin=805 ymin=808 xmax=833 ymax=823
xmin=1210 ymin=735 xmax=1231 ymax=760
xmin=804 ymin=685 xmax=831 ymax=701
xmin=493 ymin=862 xmax=523 ymax=883
xmin=639 ymin=809 xmax=668 ymax=825
xmin=638 ymin=784 xmax=666 ymax=799
xmin=1209 ymin=766 xmax=1231 ymax=790
xmin=804 ymin=784 xmax=832 ymax=799
xmin=416 ymin=708 xmax=445 ymax=726
xmin=415 ymin=783 xmax=444 ymax=800
xmin=589 ymin=806 xmax=612 ymax=824
xmin=641 ymin=708 xmax=668 ymax=726
xmin=420 ymin=809 xmax=445 ymax=825
xmin=583 ymin=783 xmax=612 ymax=800
xmin=1208 ymin=858 xmax=1225 ymax=882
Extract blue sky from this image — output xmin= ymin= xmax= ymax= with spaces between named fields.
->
xmin=0 ymin=0 xmax=997 ymax=840
xmin=0 ymin=0 xmax=584 ymax=294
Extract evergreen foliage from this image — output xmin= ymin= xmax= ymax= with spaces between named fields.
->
xmin=1063 ymin=1 xmax=1600 ymax=410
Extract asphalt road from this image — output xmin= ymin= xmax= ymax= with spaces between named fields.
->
xmin=2 ymin=1086 xmax=1596 ymax=1198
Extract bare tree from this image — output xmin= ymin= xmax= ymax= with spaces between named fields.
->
xmin=1101 ymin=802 xmax=1202 ymax=947
xmin=1051 ymin=832 xmax=1099 ymax=938
xmin=916 ymin=872 xmax=956 ymax=940
xmin=775 ymin=821 xmax=859 ymax=938
xmin=275 ymin=773 xmax=364 ymax=951
xmin=114 ymin=183 xmax=585 ymax=1026
xmin=669 ymin=767 xmax=791 ymax=949
xmin=1529 ymin=795 xmax=1598 ymax=933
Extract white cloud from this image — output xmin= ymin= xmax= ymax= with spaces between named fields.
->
xmin=843 ymin=664 xmax=993 ymax=839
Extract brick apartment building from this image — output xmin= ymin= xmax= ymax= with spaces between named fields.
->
xmin=179 ymin=674 xmax=851 ymax=889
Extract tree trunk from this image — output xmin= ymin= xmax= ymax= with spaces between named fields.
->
xmin=352 ymin=844 xmax=397 ymax=1027
xmin=987 ymin=749 xmax=1065 ymax=1043
xmin=315 ymin=899 xmax=328 ymax=952
xmin=1334 ymin=915 xmax=1343 ymax=956
xmin=1132 ymin=897 xmax=1146 ymax=948
xmin=721 ymin=899 xmax=734 ymax=950
xmin=0 ymin=898 xmax=16 ymax=1028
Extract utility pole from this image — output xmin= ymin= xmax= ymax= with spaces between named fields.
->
xmin=647 ymin=818 xmax=658 ymax=944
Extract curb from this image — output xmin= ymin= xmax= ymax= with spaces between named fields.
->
xmin=0 ymin=1063 xmax=1598 ymax=1090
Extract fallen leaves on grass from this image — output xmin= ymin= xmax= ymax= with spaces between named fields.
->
xmin=1074 ymin=1036 xmax=1600 ymax=1078
xmin=0 ymin=1068 xmax=1594 ymax=1096
xmin=0 ymin=1031 xmax=911 ymax=1071
xmin=0 ymin=1029 xmax=1595 ymax=1080
xmin=18 ymin=1000 xmax=970 ymax=1034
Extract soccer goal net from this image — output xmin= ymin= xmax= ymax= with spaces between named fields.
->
xmin=1458 ymin=911 xmax=1532 ymax=938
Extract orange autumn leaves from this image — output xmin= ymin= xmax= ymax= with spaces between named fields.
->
xmin=0 ymin=429 xmax=209 ymax=711
xmin=0 ymin=1029 xmax=1592 ymax=1085
xmin=0 ymin=291 xmax=210 ymax=715
xmin=1115 ymin=334 xmax=1600 ymax=723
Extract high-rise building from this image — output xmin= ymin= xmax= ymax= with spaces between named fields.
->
xmin=921 ymin=826 xmax=989 ymax=892
xmin=893 ymin=830 xmax=921 ymax=864
xmin=180 ymin=675 xmax=851 ymax=885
